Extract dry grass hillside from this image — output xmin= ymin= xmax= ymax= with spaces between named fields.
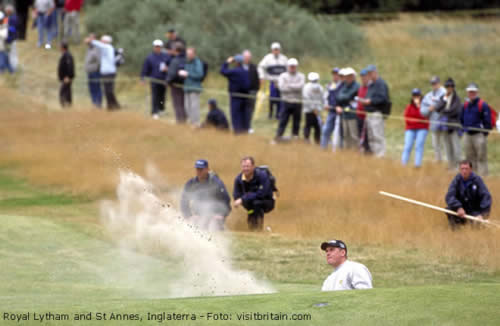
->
xmin=1 ymin=85 xmax=499 ymax=271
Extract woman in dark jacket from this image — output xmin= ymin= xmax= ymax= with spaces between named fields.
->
xmin=435 ymin=78 xmax=462 ymax=170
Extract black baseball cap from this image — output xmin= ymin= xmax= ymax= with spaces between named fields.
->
xmin=321 ymin=240 xmax=347 ymax=253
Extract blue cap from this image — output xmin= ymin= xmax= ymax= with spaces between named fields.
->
xmin=234 ymin=54 xmax=244 ymax=63
xmin=360 ymin=69 xmax=368 ymax=76
xmin=194 ymin=159 xmax=209 ymax=169
xmin=332 ymin=67 xmax=340 ymax=73
xmin=411 ymin=88 xmax=421 ymax=96
xmin=365 ymin=64 xmax=377 ymax=72
xmin=208 ymin=98 xmax=217 ymax=106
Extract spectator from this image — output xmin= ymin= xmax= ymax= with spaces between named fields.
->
xmin=420 ymin=76 xmax=447 ymax=163
xmin=57 ymin=42 xmax=74 ymax=107
xmin=335 ymin=67 xmax=360 ymax=150
xmin=140 ymin=39 xmax=170 ymax=119
xmin=357 ymin=69 xmax=370 ymax=153
xmin=321 ymin=240 xmax=373 ymax=291
xmin=33 ymin=0 xmax=55 ymax=49
xmin=164 ymin=28 xmax=185 ymax=55
xmin=321 ymin=67 xmax=343 ymax=150
xmin=461 ymin=83 xmax=492 ymax=176
xmin=302 ymin=72 xmax=324 ymax=144
xmin=84 ymin=34 xmax=102 ymax=108
xmin=202 ymin=99 xmax=229 ymax=131
xmin=358 ymin=65 xmax=390 ymax=158
xmin=242 ymin=49 xmax=259 ymax=133
xmin=401 ymin=88 xmax=429 ymax=168
xmin=87 ymin=34 xmax=120 ymax=110
xmin=220 ymin=54 xmax=251 ymax=134
xmin=258 ymin=42 xmax=288 ymax=120
xmin=5 ymin=4 xmax=18 ymax=72
xmin=180 ymin=159 xmax=231 ymax=231
xmin=63 ymin=0 xmax=83 ymax=44
xmin=435 ymin=78 xmax=463 ymax=170
xmin=15 ymin=0 xmax=33 ymax=41
xmin=445 ymin=160 xmax=491 ymax=230
xmin=166 ymin=42 xmax=187 ymax=123
xmin=0 ymin=11 xmax=9 ymax=74
xmin=49 ymin=0 xmax=64 ymax=42
xmin=275 ymin=58 xmax=305 ymax=142
xmin=181 ymin=47 xmax=204 ymax=126
xmin=233 ymin=156 xmax=275 ymax=231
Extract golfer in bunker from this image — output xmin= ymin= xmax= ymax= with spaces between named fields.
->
xmin=321 ymin=240 xmax=373 ymax=291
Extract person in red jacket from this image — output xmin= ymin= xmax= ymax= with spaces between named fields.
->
xmin=402 ymin=88 xmax=429 ymax=167
xmin=63 ymin=0 xmax=84 ymax=44
xmin=357 ymin=69 xmax=370 ymax=153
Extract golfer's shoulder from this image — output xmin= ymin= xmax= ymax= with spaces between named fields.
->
xmin=345 ymin=260 xmax=370 ymax=273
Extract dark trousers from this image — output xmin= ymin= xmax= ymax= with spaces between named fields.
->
xmin=151 ymin=83 xmax=166 ymax=115
xmin=59 ymin=81 xmax=72 ymax=107
xmin=358 ymin=118 xmax=371 ymax=153
xmin=170 ymin=85 xmax=186 ymax=123
xmin=304 ymin=112 xmax=321 ymax=144
xmin=277 ymin=102 xmax=302 ymax=138
xmin=87 ymin=71 xmax=102 ymax=108
xmin=269 ymin=81 xmax=282 ymax=119
xmin=446 ymin=208 xmax=481 ymax=231
xmin=230 ymin=96 xmax=248 ymax=134
xmin=102 ymin=73 xmax=120 ymax=110
xmin=243 ymin=199 xmax=275 ymax=231
xmin=246 ymin=90 xmax=257 ymax=130
xmin=17 ymin=11 xmax=29 ymax=40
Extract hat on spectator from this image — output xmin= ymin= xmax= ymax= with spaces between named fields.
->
xmin=208 ymin=99 xmax=217 ymax=106
xmin=343 ymin=67 xmax=357 ymax=76
xmin=0 ymin=11 xmax=4 ymax=21
xmin=168 ymin=28 xmax=176 ymax=33
xmin=360 ymin=69 xmax=368 ymax=76
xmin=411 ymin=88 xmax=422 ymax=96
xmin=338 ymin=68 xmax=347 ymax=76
xmin=271 ymin=42 xmax=281 ymax=50
xmin=430 ymin=76 xmax=440 ymax=85
xmin=365 ymin=64 xmax=377 ymax=72
xmin=287 ymin=58 xmax=299 ymax=66
xmin=101 ymin=35 xmax=113 ymax=43
xmin=194 ymin=159 xmax=209 ymax=169
xmin=332 ymin=67 xmax=340 ymax=74
xmin=320 ymin=240 xmax=347 ymax=254
xmin=308 ymin=72 xmax=319 ymax=81
xmin=444 ymin=78 xmax=455 ymax=88
xmin=234 ymin=54 xmax=244 ymax=63
xmin=153 ymin=39 xmax=164 ymax=47
xmin=466 ymin=83 xmax=479 ymax=92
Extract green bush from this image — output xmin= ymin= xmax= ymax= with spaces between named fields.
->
xmin=85 ymin=0 xmax=365 ymax=73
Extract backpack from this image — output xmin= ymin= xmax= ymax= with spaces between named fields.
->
xmin=256 ymin=166 xmax=279 ymax=199
xmin=464 ymin=99 xmax=497 ymax=130
xmin=200 ymin=59 xmax=209 ymax=82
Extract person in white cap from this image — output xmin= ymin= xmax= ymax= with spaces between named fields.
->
xmin=85 ymin=34 xmax=121 ymax=110
xmin=258 ymin=42 xmax=288 ymax=119
xmin=140 ymin=39 xmax=171 ymax=119
xmin=275 ymin=58 xmax=305 ymax=141
xmin=302 ymin=72 xmax=324 ymax=144
xmin=320 ymin=240 xmax=372 ymax=291
xmin=335 ymin=67 xmax=360 ymax=149
xmin=460 ymin=83 xmax=494 ymax=176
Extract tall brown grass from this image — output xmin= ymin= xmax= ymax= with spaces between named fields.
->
xmin=1 ymin=87 xmax=499 ymax=270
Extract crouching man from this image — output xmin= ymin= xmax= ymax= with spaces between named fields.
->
xmin=233 ymin=156 xmax=275 ymax=231
xmin=321 ymin=240 xmax=372 ymax=291
xmin=180 ymin=159 xmax=231 ymax=231
xmin=445 ymin=159 xmax=492 ymax=230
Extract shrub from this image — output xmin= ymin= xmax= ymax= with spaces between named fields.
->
xmin=85 ymin=0 xmax=365 ymax=73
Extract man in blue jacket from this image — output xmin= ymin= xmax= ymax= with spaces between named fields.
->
xmin=321 ymin=67 xmax=343 ymax=149
xmin=461 ymin=83 xmax=493 ymax=176
xmin=180 ymin=159 xmax=231 ymax=231
xmin=141 ymin=39 xmax=170 ymax=119
xmin=445 ymin=160 xmax=492 ymax=230
xmin=220 ymin=54 xmax=250 ymax=134
xmin=233 ymin=156 xmax=275 ymax=231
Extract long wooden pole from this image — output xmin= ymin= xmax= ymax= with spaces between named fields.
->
xmin=379 ymin=191 xmax=500 ymax=228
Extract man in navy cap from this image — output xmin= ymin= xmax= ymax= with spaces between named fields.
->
xmin=180 ymin=159 xmax=231 ymax=231
xmin=320 ymin=240 xmax=372 ymax=291
xmin=202 ymin=99 xmax=229 ymax=130
xmin=220 ymin=54 xmax=251 ymax=134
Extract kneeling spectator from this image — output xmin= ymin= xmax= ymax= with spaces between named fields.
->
xmin=202 ymin=99 xmax=229 ymax=130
